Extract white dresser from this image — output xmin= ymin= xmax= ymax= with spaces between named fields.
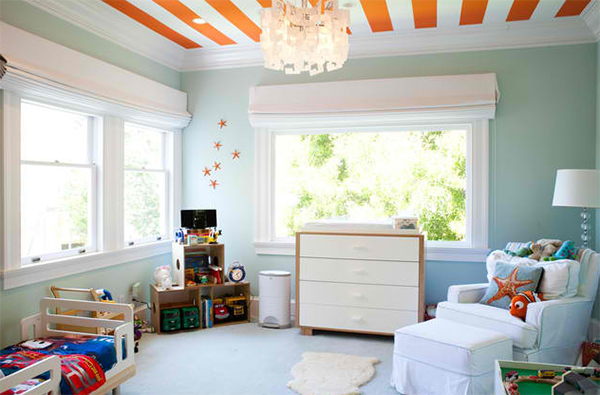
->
xmin=296 ymin=231 xmax=425 ymax=336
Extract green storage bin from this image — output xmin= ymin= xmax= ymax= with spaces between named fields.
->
xmin=181 ymin=306 xmax=200 ymax=329
xmin=161 ymin=308 xmax=181 ymax=332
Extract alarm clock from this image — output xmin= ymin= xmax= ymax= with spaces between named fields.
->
xmin=227 ymin=261 xmax=246 ymax=283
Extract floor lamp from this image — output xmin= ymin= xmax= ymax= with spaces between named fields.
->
xmin=552 ymin=169 xmax=600 ymax=248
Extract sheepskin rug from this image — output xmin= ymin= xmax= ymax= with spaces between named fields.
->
xmin=287 ymin=352 xmax=380 ymax=395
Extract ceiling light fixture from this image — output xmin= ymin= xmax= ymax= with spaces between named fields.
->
xmin=192 ymin=18 xmax=206 ymax=25
xmin=260 ymin=0 xmax=350 ymax=76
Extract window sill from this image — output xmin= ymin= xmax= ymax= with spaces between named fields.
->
xmin=254 ymin=241 xmax=489 ymax=262
xmin=1 ymin=240 xmax=172 ymax=290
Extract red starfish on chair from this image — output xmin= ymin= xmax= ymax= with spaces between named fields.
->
xmin=209 ymin=179 xmax=219 ymax=189
xmin=213 ymin=161 xmax=221 ymax=171
xmin=486 ymin=268 xmax=534 ymax=304
xmin=232 ymin=150 xmax=240 ymax=160
xmin=218 ymin=119 xmax=227 ymax=129
xmin=214 ymin=141 xmax=223 ymax=150
xmin=203 ymin=166 xmax=211 ymax=177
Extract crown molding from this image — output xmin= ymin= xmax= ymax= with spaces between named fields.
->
xmin=23 ymin=0 xmax=600 ymax=73
xmin=181 ymin=18 xmax=597 ymax=72
xmin=23 ymin=0 xmax=185 ymax=71
xmin=583 ymin=0 xmax=600 ymax=40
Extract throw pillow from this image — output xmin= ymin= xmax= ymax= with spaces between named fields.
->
xmin=536 ymin=260 xmax=580 ymax=299
xmin=479 ymin=262 xmax=543 ymax=309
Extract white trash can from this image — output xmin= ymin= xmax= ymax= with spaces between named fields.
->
xmin=259 ymin=270 xmax=291 ymax=329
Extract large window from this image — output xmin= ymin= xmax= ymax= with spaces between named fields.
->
xmin=20 ymin=101 xmax=96 ymax=264
xmin=255 ymin=121 xmax=488 ymax=258
xmin=274 ymin=129 xmax=467 ymax=242
xmin=124 ymin=123 xmax=168 ymax=245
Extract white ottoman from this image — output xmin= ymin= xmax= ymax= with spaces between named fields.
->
xmin=390 ymin=319 xmax=512 ymax=395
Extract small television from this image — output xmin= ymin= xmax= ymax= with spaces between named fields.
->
xmin=181 ymin=209 xmax=217 ymax=229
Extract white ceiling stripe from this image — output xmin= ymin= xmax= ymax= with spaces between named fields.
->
xmin=230 ymin=0 xmax=262 ymax=27
xmin=386 ymin=0 xmax=415 ymax=31
xmin=438 ymin=0 xmax=462 ymax=28
xmin=180 ymin=0 xmax=255 ymax=45
xmin=126 ymin=0 xmax=218 ymax=48
xmin=482 ymin=0 xmax=514 ymax=25
xmin=346 ymin=2 xmax=374 ymax=35
xmin=529 ymin=0 xmax=565 ymax=22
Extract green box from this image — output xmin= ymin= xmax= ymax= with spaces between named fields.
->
xmin=161 ymin=308 xmax=181 ymax=332
xmin=181 ymin=306 xmax=200 ymax=329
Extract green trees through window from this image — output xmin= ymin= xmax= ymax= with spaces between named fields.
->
xmin=274 ymin=130 xmax=467 ymax=241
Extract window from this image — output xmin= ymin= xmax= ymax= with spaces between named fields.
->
xmin=124 ymin=123 xmax=168 ymax=245
xmin=274 ymin=128 xmax=467 ymax=242
xmin=255 ymin=121 xmax=489 ymax=259
xmin=20 ymin=101 xmax=96 ymax=264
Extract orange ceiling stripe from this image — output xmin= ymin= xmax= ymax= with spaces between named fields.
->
xmin=256 ymin=0 xmax=271 ymax=7
xmin=556 ymin=0 xmax=592 ymax=17
xmin=459 ymin=0 xmax=488 ymax=25
xmin=153 ymin=0 xmax=236 ymax=45
xmin=412 ymin=0 xmax=437 ymax=29
xmin=205 ymin=0 xmax=262 ymax=42
xmin=100 ymin=0 xmax=200 ymax=48
xmin=360 ymin=0 xmax=394 ymax=32
xmin=506 ymin=0 xmax=540 ymax=22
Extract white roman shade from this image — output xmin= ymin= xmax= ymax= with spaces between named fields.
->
xmin=249 ymin=73 xmax=499 ymax=128
xmin=0 ymin=22 xmax=191 ymax=131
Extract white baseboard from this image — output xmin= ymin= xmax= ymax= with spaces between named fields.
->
xmin=250 ymin=296 xmax=296 ymax=324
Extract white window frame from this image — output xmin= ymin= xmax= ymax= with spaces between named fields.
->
xmin=20 ymin=100 xmax=99 ymax=265
xmin=123 ymin=122 xmax=170 ymax=247
xmin=254 ymin=119 xmax=489 ymax=262
xmin=0 ymin=90 xmax=182 ymax=290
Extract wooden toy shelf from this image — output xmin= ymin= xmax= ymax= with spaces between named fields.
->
xmin=150 ymin=282 xmax=251 ymax=333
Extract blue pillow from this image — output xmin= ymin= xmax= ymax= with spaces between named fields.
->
xmin=479 ymin=262 xmax=543 ymax=309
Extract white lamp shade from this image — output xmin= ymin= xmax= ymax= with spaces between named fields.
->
xmin=552 ymin=169 xmax=600 ymax=208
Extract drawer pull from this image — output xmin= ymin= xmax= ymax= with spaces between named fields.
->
xmin=352 ymin=269 xmax=366 ymax=275
xmin=351 ymin=316 xmax=363 ymax=322
xmin=352 ymin=245 xmax=368 ymax=251
xmin=352 ymin=293 xmax=363 ymax=299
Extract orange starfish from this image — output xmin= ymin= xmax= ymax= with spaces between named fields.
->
xmin=203 ymin=166 xmax=211 ymax=177
xmin=218 ymin=119 xmax=227 ymax=129
xmin=213 ymin=161 xmax=221 ymax=171
xmin=214 ymin=141 xmax=222 ymax=150
xmin=232 ymin=150 xmax=240 ymax=160
xmin=209 ymin=179 xmax=219 ymax=189
xmin=486 ymin=268 xmax=534 ymax=305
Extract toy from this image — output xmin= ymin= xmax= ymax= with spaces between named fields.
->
xmin=553 ymin=371 xmax=600 ymax=395
xmin=225 ymin=295 xmax=247 ymax=321
xmin=553 ymin=240 xmax=576 ymax=260
xmin=209 ymin=264 xmax=223 ymax=284
xmin=227 ymin=260 xmax=246 ymax=283
xmin=529 ymin=239 xmax=563 ymax=261
xmin=200 ymin=275 xmax=209 ymax=284
xmin=213 ymin=298 xmax=229 ymax=323
xmin=160 ymin=308 xmax=181 ymax=332
xmin=154 ymin=265 xmax=173 ymax=290
xmin=510 ymin=290 xmax=544 ymax=320
xmin=505 ymin=371 xmax=520 ymax=382
xmin=181 ymin=306 xmax=200 ymax=329
xmin=539 ymin=370 xmax=557 ymax=379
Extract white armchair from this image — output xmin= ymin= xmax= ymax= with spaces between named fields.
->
xmin=437 ymin=248 xmax=600 ymax=364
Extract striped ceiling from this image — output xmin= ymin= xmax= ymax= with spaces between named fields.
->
xmin=97 ymin=0 xmax=594 ymax=50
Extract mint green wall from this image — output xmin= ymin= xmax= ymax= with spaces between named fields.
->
xmin=0 ymin=0 xmax=180 ymax=90
xmin=180 ymin=44 xmax=597 ymax=309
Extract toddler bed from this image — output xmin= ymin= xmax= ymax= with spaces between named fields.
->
xmin=0 ymin=297 xmax=136 ymax=395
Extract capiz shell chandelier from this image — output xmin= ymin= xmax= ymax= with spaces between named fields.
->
xmin=260 ymin=0 xmax=350 ymax=76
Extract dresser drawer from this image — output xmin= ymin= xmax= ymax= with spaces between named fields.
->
xmin=299 ymin=234 xmax=419 ymax=261
xmin=299 ymin=281 xmax=418 ymax=311
xmin=299 ymin=257 xmax=419 ymax=286
xmin=299 ymin=304 xmax=417 ymax=334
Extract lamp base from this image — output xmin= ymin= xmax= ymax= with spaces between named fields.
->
xmin=581 ymin=207 xmax=589 ymax=248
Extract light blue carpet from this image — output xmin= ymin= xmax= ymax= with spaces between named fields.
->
xmin=121 ymin=323 xmax=399 ymax=395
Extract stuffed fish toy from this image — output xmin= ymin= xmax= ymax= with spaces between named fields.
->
xmin=509 ymin=290 xmax=544 ymax=320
